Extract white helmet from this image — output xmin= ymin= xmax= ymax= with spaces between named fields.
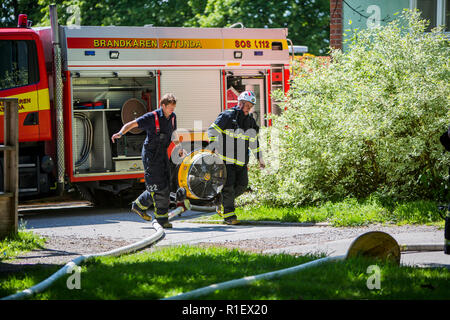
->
xmin=238 ymin=91 xmax=256 ymax=105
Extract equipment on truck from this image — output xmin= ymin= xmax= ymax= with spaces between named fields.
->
xmin=121 ymin=98 xmax=147 ymax=135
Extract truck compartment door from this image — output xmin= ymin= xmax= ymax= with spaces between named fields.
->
xmin=160 ymin=70 xmax=222 ymax=131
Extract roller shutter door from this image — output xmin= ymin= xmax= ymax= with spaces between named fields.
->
xmin=160 ymin=70 xmax=222 ymax=130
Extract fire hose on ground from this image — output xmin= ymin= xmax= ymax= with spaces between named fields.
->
xmin=0 ymin=209 xmax=445 ymax=300
xmin=162 ymin=231 xmax=446 ymax=300
xmin=0 ymin=205 xmax=188 ymax=301
xmin=163 ymin=255 xmax=346 ymax=300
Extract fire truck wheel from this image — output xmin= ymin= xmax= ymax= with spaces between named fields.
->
xmin=76 ymin=185 xmax=124 ymax=207
xmin=75 ymin=184 xmax=95 ymax=204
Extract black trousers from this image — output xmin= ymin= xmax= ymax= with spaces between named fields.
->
xmin=135 ymin=148 xmax=170 ymax=221
xmin=222 ymin=164 xmax=248 ymax=217
xmin=136 ymin=185 xmax=170 ymax=220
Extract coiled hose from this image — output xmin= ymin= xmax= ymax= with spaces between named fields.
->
xmin=73 ymin=112 xmax=93 ymax=167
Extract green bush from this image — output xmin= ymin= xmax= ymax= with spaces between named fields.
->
xmin=250 ymin=10 xmax=450 ymax=206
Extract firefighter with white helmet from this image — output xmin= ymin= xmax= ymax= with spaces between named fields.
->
xmin=238 ymin=90 xmax=257 ymax=105
xmin=207 ymin=90 xmax=265 ymax=225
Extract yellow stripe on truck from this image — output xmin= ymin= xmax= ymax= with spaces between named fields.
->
xmin=159 ymin=38 xmax=223 ymax=49
xmin=69 ymin=37 xmax=288 ymax=51
xmin=223 ymin=39 xmax=288 ymax=50
xmin=0 ymin=88 xmax=50 ymax=114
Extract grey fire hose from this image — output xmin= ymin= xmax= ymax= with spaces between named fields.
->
xmin=162 ymin=231 xmax=445 ymax=300
xmin=1 ymin=205 xmax=188 ymax=301
xmin=163 ymin=255 xmax=345 ymax=300
xmin=189 ymin=204 xmax=216 ymax=212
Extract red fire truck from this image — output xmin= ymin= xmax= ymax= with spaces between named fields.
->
xmin=0 ymin=5 xmax=291 ymax=204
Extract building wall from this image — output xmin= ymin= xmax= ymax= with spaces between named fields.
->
xmin=330 ymin=0 xmax=343 ymax=50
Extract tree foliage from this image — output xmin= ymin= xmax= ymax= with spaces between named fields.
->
xmin=186 ymin=0 xmax=330 ymax=55
xmin=249 ymin=10 xmax=450 ymax=206
xmin=1 ymin=0 xmax=43 ymax=26
xmin=2 ymin=0 xmax=329 ymax=55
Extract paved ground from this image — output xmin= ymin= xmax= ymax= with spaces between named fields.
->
xmin=2 ymin=203 xmax=447 ymax=272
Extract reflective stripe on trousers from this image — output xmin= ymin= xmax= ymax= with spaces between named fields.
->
xmin=136 ymin=185 xmax=170 ymax=218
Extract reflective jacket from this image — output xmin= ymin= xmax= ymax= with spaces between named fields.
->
xmin=207 ymin=106 xmax=261 ymax=166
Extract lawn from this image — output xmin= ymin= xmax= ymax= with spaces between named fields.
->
xmin=194 ymin=198 xmax=446 ymax=227
xmin=0 ymin=228 xmax=45 ymax=261
xmin=1 ymin=245 xmax=449 ymax=300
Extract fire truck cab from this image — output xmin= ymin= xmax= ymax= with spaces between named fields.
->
xmin=0 ymin=9 xmax=290 ymax=204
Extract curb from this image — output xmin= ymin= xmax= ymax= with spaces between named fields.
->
xmin=180 ymin=218 xmax=330 ymax=227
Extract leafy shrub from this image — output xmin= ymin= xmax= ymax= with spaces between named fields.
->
xmin=249 ymin=10 xmax=450 ymax=206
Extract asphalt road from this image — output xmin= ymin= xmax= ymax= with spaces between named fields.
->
xmin=17 ymin=203 xmax=450 ymax=269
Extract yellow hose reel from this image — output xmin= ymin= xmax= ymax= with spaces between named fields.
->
xmin=177 ymin=149 xmax=226 ymax=200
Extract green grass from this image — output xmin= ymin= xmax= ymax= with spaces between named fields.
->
xmin=0 ymin=245 xmax=448 ymax=300
xmin=198 ymin=198 xmax=446 ymax=227
xmin=0 ymin=227 xmax=45 ymax=261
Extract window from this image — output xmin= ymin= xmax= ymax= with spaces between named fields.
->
xmin=417 ymin=0 xmax=437 ymax=31
xmin=413 ymin=0 xmax=450 ymax=31
xmin=447 ymin=0 xmax=450 ymax=30
xmin=271 ymin=41 xmax=283 ymax=50
xmin=0 ymin=40 xmax=39 ymax=91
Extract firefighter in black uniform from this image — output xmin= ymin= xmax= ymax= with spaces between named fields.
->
xmin=208 ymin=91 xmax=265 ymax=225
xmin=111 ymin=93 xmax=185 ymax=228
